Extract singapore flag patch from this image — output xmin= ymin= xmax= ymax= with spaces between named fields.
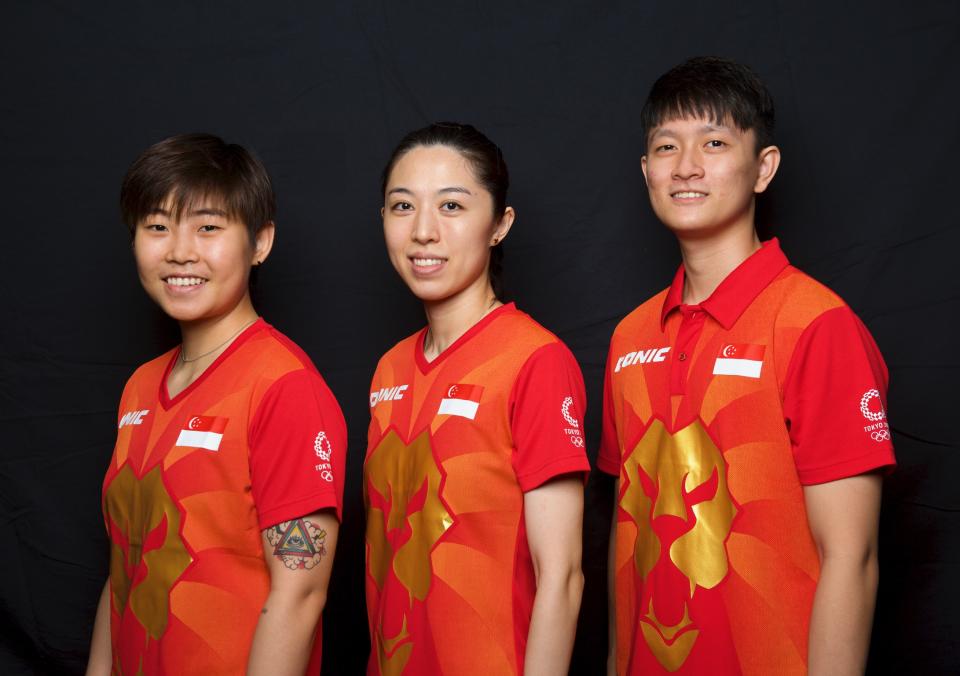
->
xmin=175 ymin=416 xmax=228 ymax=451
xmin=713 ymin=344 xmax=765 ymax=379
xmin=437 ymin=384 xmax=484 ymax=420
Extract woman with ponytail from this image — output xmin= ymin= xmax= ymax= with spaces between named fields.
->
xmin=363 ymin=122 xmax=589 ymax=676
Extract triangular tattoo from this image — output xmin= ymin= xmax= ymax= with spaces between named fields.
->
xmin=275 ymin=519 xmax=317 ymax=557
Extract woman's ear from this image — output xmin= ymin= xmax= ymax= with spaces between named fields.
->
xmin=252 ymin=221 xmax=276 ymax=265
xmin=491 ymin=206 xmax=516 ymax=245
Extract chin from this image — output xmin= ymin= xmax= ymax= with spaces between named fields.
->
xmin=401 ymin=278 xmax=458 ymax=304
xmin=662 ymin=217 xmax=727 ymax=239
xmin=406 ymin=286 xmax=452 ymax=304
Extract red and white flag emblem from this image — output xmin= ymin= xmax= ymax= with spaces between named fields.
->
xmin=175 ymin=416 xmax=228 ymax=451
xmin=437 ymin=384 xmax=483 ymax=420
xmin=713 ymin=344 xmax=765 ymax=378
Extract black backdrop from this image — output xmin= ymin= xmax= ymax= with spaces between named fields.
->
xmin=2 ymin=2 xmax=958 ymax=674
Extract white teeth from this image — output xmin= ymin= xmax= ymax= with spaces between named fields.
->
xmin=674 ymin=192 xmax=706 ymax=198
xmin=166 ymin=277 xmax=205 ymax=287
xmin=412 ymin=258 xmax=444 ymax=267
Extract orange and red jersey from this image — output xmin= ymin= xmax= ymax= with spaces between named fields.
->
xmin=101 ymin=319 xmax=346 ymax=676
xmin=364 ymin=303 xmax=590 ymax=676
xmin=598 ymin=240 xmax=895 ymax=675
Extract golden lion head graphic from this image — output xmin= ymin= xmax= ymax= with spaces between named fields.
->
xmin=104 ymin=464 xmax=192 ymax=640
xmin=365 ymin=429 xmax=451 ymax=676
xmin=621 ymin=419 xmax=736 ymax=671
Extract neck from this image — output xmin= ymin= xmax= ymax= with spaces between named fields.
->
xmin=179 ymin=296 xmax=259 ymax=363
xmin=422 ymin=277 xmax=500 ymax=360
xmin=676 ymin=222 xmax=761 ymax=305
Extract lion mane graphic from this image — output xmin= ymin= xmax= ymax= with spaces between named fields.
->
xmin=365 ymin=429 xmax=452 ymax=676
xmin=103 ymin=464 xmax=192 ymax=640
xmin=621 ymin=419 xmax=737 ymax=671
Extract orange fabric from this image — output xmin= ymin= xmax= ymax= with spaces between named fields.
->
xmin=598 ymin=241 xmax=895 ymax=675
xmin=364 ymin=304 xmax=590 ymax=675
xmin=102 ymin=320 xmax=346 ymax=676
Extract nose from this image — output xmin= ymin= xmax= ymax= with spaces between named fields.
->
xmin=167 ymin=225 xmax=198 ymax=264
xmin=411 ymin=209 xmax=440 ymax=244
xmin=672 ymin=145 xmax=704 ymax=181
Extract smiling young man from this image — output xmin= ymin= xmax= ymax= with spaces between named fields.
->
xmin=598 ymin=58 xmax=896 ymax=675
xmin=86 ymin=134 xmax=346 ymax=676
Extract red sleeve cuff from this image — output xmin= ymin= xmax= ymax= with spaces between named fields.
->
xmin=256 ymin=489 xmax=342 ymax=530
xmin=797 ymin=449 xmax=896 ymax=486
xmin=596 ymin=452 xmax=620 ymax=476
xmin=517 ymin=455 xmax=591 ymax=492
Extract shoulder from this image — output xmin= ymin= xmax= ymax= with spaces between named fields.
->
xmin=122 ymin=348 xmax=177 ymax=391
xmin=764 ymin=267 xmax=884 ymax=382
xmin=240 ymin=324 xmax=341 ymax=408
xmin=766 ymin=266 xmax=849 ymax=330
xmin=498 ymin=308 xmax=567 ymax=350
xmin=612 ymin=288 xmax=670 ymax=339
xmin=480 ymin=309 xmax=585 ymax=378
xmin=374 ymin=328 xmax=423 ymax=373
xmin=243 ymin=324 xmax=321 ymax=376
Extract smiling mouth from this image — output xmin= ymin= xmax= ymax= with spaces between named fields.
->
xmin=671 ymin=191 xmax=707 ymax=199
xmin=409 ymin=257 xmax=447 ymax=275
xmin=163 ymin=276 xmax=206 ymax=287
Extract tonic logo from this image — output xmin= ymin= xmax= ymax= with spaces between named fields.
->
xmin=118 ymin=410 xmax=150 ymax=429
xmin=614 ymin=347 xmax=670 ymax=373
xmin=370 ymin=385 xmax=409 ymax=408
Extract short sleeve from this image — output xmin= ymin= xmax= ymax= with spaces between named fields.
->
xmin=248 ymin=369 xmax=348 ymax=528
xmin=509 ymin=342 xmax=591 ymax=492
xmin=783 ymin=306 xmax=896 ymax=485
xmin=597 ymin=343 xmax=621 ymax=476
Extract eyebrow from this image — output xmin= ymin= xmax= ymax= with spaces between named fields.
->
xmin=143 ymin=207 xmax=229 ymax=217
xmin=438 ymin=186 xmax=472 ymax=196
xmin=651 ymin=123 xmax=730 ymax=140
xmin=387 ymin=186 xmax=473 ymax=197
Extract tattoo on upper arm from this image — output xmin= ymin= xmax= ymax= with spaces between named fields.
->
xmin=265 ymin=518 xmax=327 ymax=570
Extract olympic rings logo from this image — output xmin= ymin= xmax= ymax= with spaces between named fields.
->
xmin=871 ymin=429 xmax=891 ymax=442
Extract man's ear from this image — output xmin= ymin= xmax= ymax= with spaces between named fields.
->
xmin=252 ymin=221 xmax=276 ymax=265
xmin=754 ymin=146 xmax=781 ymax=194
xmin=641 ymin=155 xmax=649 ymax=185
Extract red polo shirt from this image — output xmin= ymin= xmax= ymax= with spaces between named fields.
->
xmin=598 ymin=239 xmax=895 ymax=675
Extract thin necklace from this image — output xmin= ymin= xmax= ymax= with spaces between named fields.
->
xmin=180 ymin=317 xmax=258 ymax=363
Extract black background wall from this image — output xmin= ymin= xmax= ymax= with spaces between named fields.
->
xmin=1 ymin=1 xmax=957 ymax=674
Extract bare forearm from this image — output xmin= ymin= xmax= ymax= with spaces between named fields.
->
xmin=85 ymin=580 xmax=111 ymax=676
xmin=524 ymin=570 xmax=584 ymax=676
xmin=246 ymin=588 xmax=326 ymax=676
xmin=808 ymin=555 xmax=878 ymax=675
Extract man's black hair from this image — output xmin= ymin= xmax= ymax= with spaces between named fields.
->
xmin=640 ymin=56 xmax=775 ymax=152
